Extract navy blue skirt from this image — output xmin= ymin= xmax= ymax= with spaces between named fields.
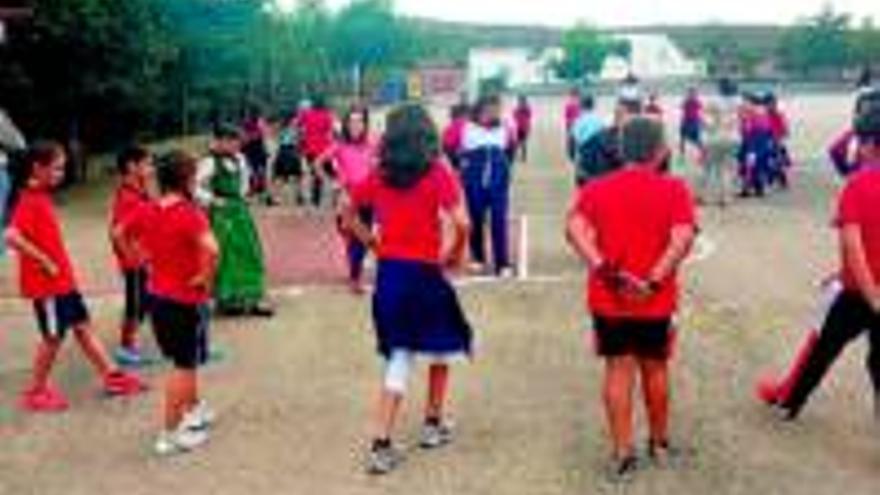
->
xmin=373 ymin=259 xmax=473 ymax=358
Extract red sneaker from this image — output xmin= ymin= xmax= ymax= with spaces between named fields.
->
xmin=755 ymin=371 xmax=781 ymax=405
xmin=103 ymin=371 xmax=148 ymax=397
xmin=19 ymin=384 xmax=69 ymax=413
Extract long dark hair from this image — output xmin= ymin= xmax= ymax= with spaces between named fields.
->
xmin=379 ymin=103 xmax=439 ymax=190
xmin=340 ymin=105 xmax=370 ymax=144
xmin=5 ymin=141 xmax=64 ymax=223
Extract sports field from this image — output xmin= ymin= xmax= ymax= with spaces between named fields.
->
xmin=0 ymin=93 xmax=877 ymax=494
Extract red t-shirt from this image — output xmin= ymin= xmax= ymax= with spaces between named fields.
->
xmin=299 ymin=108 xmax=335 ymax=160
xmin=769 ymin=110 xmax=789 ymax=140
xmin=442 ymin=118 xmax=466 ymax=154
xmin=352 ymin=161 xmax=462 ymax=264
xmin=574 ymin=167 xmax=697 ymax=318
xmin=682 ymin=97 xmax=703 ymax=123
xmin=110 ymin=184 xmax=151 ymax=271
xmin=835 ymin=166 xmax=880 ymax=291
xmin=8 ymin=189 xmax=78 ymax=299
xmin=127 ymin=199 xmax=212 ymax=305
xmin=514 ymin=105 xmax=532 ymax=134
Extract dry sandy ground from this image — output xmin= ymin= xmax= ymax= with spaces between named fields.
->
xmin=0 ymin=94 xmax=878 ymax=495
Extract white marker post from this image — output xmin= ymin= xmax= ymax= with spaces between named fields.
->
xmin=517 ymin=214 xmax=529 ymax=280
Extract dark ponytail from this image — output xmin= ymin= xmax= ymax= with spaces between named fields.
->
xmin=5 ymin=141 xmax=64 ymax=224
xmin=379 ymin=104 xmax=439 ymax=190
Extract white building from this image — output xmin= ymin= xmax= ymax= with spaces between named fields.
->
xmin=466 ymin=47 xmax=562 ymax=96
xmin=600 ymin=33 xmax=705 ymax=81
xmin=466 ymin=33 xmax=704 ymax=93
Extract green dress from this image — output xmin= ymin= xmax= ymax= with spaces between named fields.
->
xmin=208 ymin=154 xmax=267 ymax=308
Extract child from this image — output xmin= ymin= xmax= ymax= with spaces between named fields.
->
xmin=4 ymin=141 xmax=144 ymax=412
xmin=241 ymin=105 xmax=272 ymax=204
xmin=679 ymin=87 xmax=705 ymax=162
xmin=828 ymin=89 xmax=880 ymax=177
xmin=109 ymin=145 xmax=155 ymax=367
xmin=271 ymin=109 xmax=304 ymax=206
xmin=196 ymin=124 xmax=274 ymax=318
xmin=700 ymin=78 xmax=740 ymax=207
xmin=298 ymin=94 xmax=336 ymax=208
xmin=767 ymin=93 xmax=792 ymax=189
xmin=513 ymin=94 xmax=533 ymax=162
xmin=441 ymin=102 xmax=469 ymax=170
xmin=571 ymin=94 xmax=606 ymax=185
xmin=645 ymin=92 xmax=664 ymax=120
xmin=343 ymin=103 xmax=472 ymax=475
xmin=460 ymin=94 xmax=517 ymax=276
xmin=739 ymin=95 xmax=776 ymax=197
xmin=566 ymin=118 xmax=697 ymax=483
xmin=117 ymin=150 xmax=219 ymax=455
xmin=769 ymin=88 xmax=880 ymax=422
xmin=320 ymin=106 xmax=377 ymax=293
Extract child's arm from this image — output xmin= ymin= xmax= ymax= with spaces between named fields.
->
xmin=441 ymin=203 xmax=470 ymax=270
xmin=110 ymin=220 xmax=139 ymax=265
xmin=190 ymin=230 xmax=219 ymax=292
xmin=840 ymin=224 xmax=880 ymax=310
xmin=4 ymin=227 xmax=59 ymax=276
xmin=565 ymin=208 xmax=604 ymax=270
xmin=339 ymin=194 xmax=377 ymax=252
xmin=647 ymin=224 xmax=696 ymax=286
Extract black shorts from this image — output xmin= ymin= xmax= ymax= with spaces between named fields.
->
xmin=123 ymin=268 xmax=150 ymax=323
xmin=592 ymin=316 xmax=672 ymax=359
xmin=150 ymin=297 xmax=209 ymax=370
xmin=273 ymin=145 xmax=302 ymax=179
xmin=33 ymin=292 xmax=90 ymax=341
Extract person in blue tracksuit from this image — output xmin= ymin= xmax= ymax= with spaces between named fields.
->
xmin=459 ymin=95 xmax=516 ymax=277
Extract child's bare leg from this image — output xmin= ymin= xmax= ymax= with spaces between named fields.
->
xmin=603 ymin=355 xmax=638 ymax=459
xmin=425 ymin=363 xmax=450 ymax=421
xmin=372 ymin=351 xmax=410 ymax=440
xmin=30 ymin=338 xmax=62 ymax=389
xmin=72 ymin=323 xmax=114 ymax=377
xmin=164 ymin=368 xmax=198 ymax=430
xmin=120 ymin=321 xmax=138 ymax=350
xmin=639 ymin=357 xmax=670 ymax=445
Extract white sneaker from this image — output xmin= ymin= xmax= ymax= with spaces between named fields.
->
xmin=419 ymin=421 xmax=454 ymax=449
xmin=498 ymin=267 xmax=516 ymax=279
xmin=154 ymin=426 xmax=209 ymax=456
xmin=181 ymin=400 xmax=216 ymax=431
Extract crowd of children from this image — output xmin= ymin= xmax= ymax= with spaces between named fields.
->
xmin=1 ymin=81 xmax=879 ymax=486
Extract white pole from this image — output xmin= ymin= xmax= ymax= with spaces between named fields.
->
xmin=518 ymin=214 xmax=529 ymax=280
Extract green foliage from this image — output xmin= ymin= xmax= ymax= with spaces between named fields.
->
xmin=553 ymin=23 xmax=621 ymax=82
xmin=777 ymin=6 xmax=853 ymax=76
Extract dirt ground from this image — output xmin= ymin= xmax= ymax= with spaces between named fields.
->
xmin=0 ymin=93 xmax=878 ymax=495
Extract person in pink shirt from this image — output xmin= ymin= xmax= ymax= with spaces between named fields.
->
xmin=513 ymin=94 xmax=533 ymax=162
xmin=442 ymin=103 xmax=469 ymax=170
xmin=321 ymin=106 xmax=378 ymax=293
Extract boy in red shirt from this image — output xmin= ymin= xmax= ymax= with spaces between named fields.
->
xmin=344 ymin=104 xmax=472 ymax=475
xmin=566 ymin=118 xmax=697 ymax=482
xmin=4 ymin=142 xmax=144 ymax=413
xmin=775 ymin=90 xmax=880 ymax=421
xmin=109 ymin=145 xmax=154 ymax=366
xmin=117 ymin=150 xmax=219 ymax=455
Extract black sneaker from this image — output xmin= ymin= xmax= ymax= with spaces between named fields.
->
xmin=246 ymin=303 xmax=275 ymax=318
xmin=366 ymin=440 xmax=403 ymax=476
xmin=216 ymin=305 xmax=246 ymax=318
xmin=603 ymin=455 xmax=639 ymax=484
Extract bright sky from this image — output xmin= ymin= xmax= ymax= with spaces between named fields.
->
xmin=278 ymin=0 xmax=880 ymax=27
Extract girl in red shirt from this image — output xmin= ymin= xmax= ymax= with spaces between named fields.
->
xmin=343 ymin=103 xmax=472 ymax=475
xmin=4 ymin=142 xmax=145 ymax=413
xmin=117 ymin=150 xmax=220 ymax=455
xmin=298 ymin=94 xmax=337 ymax=208
xmin=513 ymin=94 xmax=533 ymax=162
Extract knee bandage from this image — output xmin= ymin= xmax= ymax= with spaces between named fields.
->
xmin=384 ymin=350 xmax=413 ymax=395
